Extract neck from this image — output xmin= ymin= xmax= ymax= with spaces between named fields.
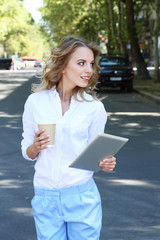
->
xmin=56 ymin=81 xmax=73 ymax=102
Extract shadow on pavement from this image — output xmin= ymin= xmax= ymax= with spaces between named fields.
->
xmin=0 ymin=75 xmax=39 ymax=240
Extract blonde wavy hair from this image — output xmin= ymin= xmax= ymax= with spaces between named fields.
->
xmin=32 ymin=36 xmax=101 ymax=100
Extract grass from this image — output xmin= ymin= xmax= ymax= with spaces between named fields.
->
xmin=133 ymin=76 xmax=160 ymax=97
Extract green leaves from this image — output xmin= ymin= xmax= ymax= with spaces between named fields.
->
xmin=40 ymin=0 xmax=105 ymax=43
xmin=0 ymin=0 xmax=51 ymax=59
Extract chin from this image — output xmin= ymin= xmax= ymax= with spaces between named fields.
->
xmin=78 ymin=82 xmax=88 ymax=88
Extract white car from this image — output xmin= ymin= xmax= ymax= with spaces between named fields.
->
xmin=12 ymin=58 xmax=25 ymax=70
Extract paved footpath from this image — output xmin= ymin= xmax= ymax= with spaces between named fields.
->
xmin=0 ymin=70 xmax=160 ymax=240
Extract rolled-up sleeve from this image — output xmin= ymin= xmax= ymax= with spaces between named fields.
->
xmin=21 ymin=96 xmax=37 ymax=161
xmin=88 ymin=101 xmax=107 ymax=143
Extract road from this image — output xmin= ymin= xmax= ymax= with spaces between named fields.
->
xmin=0 ymin=70 xmax=160 ymax=240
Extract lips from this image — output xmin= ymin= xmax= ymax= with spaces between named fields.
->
xmin=81 ymin=76 xmax=90 ymax=82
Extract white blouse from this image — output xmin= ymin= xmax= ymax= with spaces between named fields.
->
xmin=21 ymin=88 xmax=107 ymax=188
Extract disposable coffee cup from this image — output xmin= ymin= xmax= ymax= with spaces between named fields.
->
xmin=38 ymin=124 xmax=56 ymax=147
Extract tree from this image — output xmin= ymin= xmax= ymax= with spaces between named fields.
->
xmin=117 ymin=0 xmax=128 ymax=55
xmin=105 ymin=0 xmax=120 ymax=53
xmin=0 ymin=0 xmax=29 ymax=56
xmin=41 ymin=0 xmax=159 ymax=81
xmin=125 ymin=0 xmax=150 ymax=79
xmin=0 ymin=0 xmax=51 ymax=59
xmin=8 ymin=24 xmax=51 ymax=59
xmin=103 ymin=0 xmax=128 ymax=55
xmin=151 ymin=0 xmax=160 ymax=82
xmin=41 ymin=0 xmax=106 ymax=43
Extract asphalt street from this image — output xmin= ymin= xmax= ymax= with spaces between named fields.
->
xmin=0 ymin=70 xmax=160 ymax=240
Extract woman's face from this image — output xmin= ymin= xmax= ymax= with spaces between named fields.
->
xmin=62 ymin=47 xmax=94 ymax=89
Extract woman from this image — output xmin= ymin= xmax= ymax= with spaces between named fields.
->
xmin=21 ymin=36 xmax=116 ymax=240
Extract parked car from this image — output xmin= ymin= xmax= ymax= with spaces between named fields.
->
xmin=12 ymin=58 xmax=25 ymax=70
xmin=34 ymin=61 xmax=42 ymax=67
xmin=97 ymin=55 xmax=134 ymax=92
xmin=0 ymin=58 xmax=12 ymax=70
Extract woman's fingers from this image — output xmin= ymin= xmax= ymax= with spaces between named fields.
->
xmin=99 ymin=157 xmax=116 ymax=172
xmin=34 ymin=129 xmax=50 ymax=151
xmin=35 ymin=129 xmax=45 ymax=138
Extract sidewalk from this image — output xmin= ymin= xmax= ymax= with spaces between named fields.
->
xmin=134 ymin=88 xmax=160 ymax=105
xmin=133 ymin=75 xmax=160 ymax=105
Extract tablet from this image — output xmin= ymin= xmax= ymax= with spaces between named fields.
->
xmin=69 ymin=133 xmax=128 ymax=172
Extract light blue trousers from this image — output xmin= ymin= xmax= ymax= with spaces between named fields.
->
xmin=31 ymin=178 xmax=102 ymax=240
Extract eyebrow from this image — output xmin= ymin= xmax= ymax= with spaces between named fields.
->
xmin=77 ymin=59 xmax=95 ymax=63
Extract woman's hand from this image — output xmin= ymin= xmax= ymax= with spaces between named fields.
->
xmin=99 ymin=156 xmax=116 ymax=172
xmin=26 ymin=129 xmax=50 ymax=159
xmin=33 ymin=129 xmax=50 ymax=152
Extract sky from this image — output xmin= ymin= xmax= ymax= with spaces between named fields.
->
xmin=23 ymin=0 xmax=43 ymax=23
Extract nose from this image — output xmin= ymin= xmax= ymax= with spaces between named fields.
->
xmin=84 ymin=64 xmax=93 ymax=74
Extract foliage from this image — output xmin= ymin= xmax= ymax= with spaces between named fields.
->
xmin=1 ymin=0 xmax=154 ymax=80
xmin=40 ymin=0 xmax=153 ymax=79
xmin=40 ymin=0 xmax=155 ymax=53
xmin=41 ymin=0 xmax=107 ymax=43
xmin=40 ymin=0 xmax=130 ymax=54
xmin=0 ymin=0 xmax=51 ymax=59
xmin=0 ymin=0 xmax=28 ymax=41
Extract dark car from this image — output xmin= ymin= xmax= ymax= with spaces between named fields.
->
xmin=0 ymin=58 xmax=12 ymax=70
xmin=97 ymin=55 xmax=134 ymax=92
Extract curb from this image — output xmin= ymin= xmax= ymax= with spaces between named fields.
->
xmin=134 ymin=88 xmax=160 ymax=105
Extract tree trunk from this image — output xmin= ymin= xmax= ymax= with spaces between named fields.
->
xmin=125 ymin=0 xmax=150 ymax=79
xmin=2 ymin=41 xmax=7 ymax=58
xmin=108 ymin=0 xmax=119 ymax=53
xmin=153 ymin=0 xmax=160 ymax=82
xmin=105 ymin=0 xmax=113 ymax=53
xmin=117 ymin=1 xmax=128 ymax=56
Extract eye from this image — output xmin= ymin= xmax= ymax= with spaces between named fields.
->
xmin=78 ymin=61 xmax=85 ymax=66
xmin=91 ymin=62 xmax=94 ymax=67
